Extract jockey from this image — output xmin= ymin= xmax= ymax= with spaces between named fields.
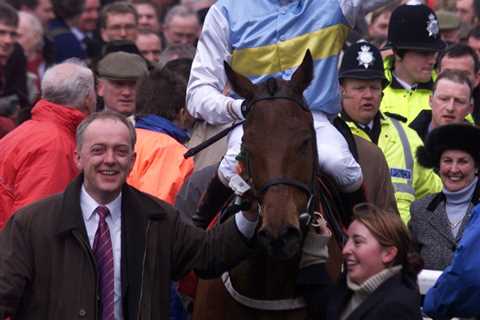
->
xmin=187 ymin=0 xmax=395 ymax=196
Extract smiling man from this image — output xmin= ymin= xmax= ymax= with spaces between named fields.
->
xmin=339 ymin=41 xmax=441 ymax=222
xmin=97 ymin=51 xmax=148 ymax=119
xmin=0 ymin=111 xmax=258 ymax=319
xmin=410 ymin=70 xmax=474 ymax=142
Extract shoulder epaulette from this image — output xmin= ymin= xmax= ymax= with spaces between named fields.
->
xmin=384 ymin=112 xmax=407 ymax=123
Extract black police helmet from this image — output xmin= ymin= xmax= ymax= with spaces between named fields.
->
xmin=386 ymin=3 xmax=445 ymax=52
xmin=339 ymin=41 xmax=387 ymax=86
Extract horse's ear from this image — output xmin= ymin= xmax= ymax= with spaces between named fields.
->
xmin=290 ymin=50 xmax=313 ymax=93
xmin=224 ymin=61 xmax=255 ymax=100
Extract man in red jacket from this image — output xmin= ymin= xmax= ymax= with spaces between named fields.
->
xmin=0 ymin=60 xmax=96 ymax=228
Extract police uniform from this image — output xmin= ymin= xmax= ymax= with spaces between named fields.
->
xmin=380 ymin=4 xmax=445 ymax=124
xmin=339 ymin=41 xmax=441 ymax=222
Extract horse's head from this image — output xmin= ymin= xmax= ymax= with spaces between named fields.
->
xmin=225 ymin=51 xmax=316 ymax=260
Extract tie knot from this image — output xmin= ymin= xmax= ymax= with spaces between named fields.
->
xmin=95 ymin=206 xmax=110 ymax=220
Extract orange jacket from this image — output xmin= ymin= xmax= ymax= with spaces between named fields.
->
xmin=0 ymin=100 xmax=86 ymax=228
xmin=128 ymin=128 xmax=194 ymax=205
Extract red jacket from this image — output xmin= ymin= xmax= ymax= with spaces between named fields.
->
xmin=0 ymin=99 xmax=86 ymax=228
xmin=128 ymin=128 xmax=194 ymax=205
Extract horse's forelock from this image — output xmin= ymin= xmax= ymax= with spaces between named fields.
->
xmin=266 ymin=78 xmax=278 ymax=97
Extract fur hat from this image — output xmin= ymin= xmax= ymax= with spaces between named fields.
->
xmin=417 ymin=124 xmax=480 ymax=169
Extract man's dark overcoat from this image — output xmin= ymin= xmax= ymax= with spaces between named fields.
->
xmin=0 ymin=175 xmax=252 ymax=319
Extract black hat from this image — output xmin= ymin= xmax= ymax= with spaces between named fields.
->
xmin=417 ymin=124 xmax=480 ymax=169
xmin=339 ymin=41 xmax=387 ymax=85
xmin=386 ymin=3 xmax=445 ymax=52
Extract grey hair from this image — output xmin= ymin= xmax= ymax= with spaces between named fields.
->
xmin=76 ymin=111 xmax=137 ymax=151
xmin=41 ymin=59 xmax=94 ymax=109
xmin=164 ymin=4 xmax=198 ymax=26
xmin=18 ymin=11 xmax=44 ymax=52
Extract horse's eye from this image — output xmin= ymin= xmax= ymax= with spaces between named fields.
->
xmin=299 ymin=138 xmax=312 ymax=154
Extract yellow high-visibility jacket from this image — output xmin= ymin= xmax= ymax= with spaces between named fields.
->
xmin=380 ymin=56 xmax=434 ymax=124
xmin=344 ymin=113 xmax=442 ymax=222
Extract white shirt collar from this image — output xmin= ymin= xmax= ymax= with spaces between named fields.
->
xmin=80 ymin=185 xmax=122 ymax=223
xmin=393 ymin=73 xmax=414 ymax=91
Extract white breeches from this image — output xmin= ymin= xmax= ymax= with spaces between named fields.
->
xmin=218 ymin=111 xmax=363 ymax=193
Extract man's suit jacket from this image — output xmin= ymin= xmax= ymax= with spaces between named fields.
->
xmin=0 ymin=175 xmax=252 ymax=319
xmin=325 ymin=273 xmax=422 ymax=320
xmin=409 ymin=191 xmax=477 ymax=270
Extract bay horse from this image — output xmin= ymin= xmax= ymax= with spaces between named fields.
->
xmin=192 ymin=51 xmax=349 ymax=320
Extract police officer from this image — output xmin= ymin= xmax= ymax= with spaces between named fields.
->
xmin=380 ymin=3 xmax=446 ymax=124
xmin=339 ymin=40 xmax=441 ymax=222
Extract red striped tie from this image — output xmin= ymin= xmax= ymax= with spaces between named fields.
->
xmin=93 ymin=206 xmax=115 ymax=320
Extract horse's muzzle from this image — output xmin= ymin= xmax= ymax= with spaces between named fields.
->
xmin=257 ymin=225 xmax=302 ymax=260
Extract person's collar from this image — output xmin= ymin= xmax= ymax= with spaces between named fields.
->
xmin=81 ymin=185 xmax=122 ymax=223
xmin=391 ymin=73 xmax=434 ymax=90
xmin=392 ymin=73 xmax=413 ymax=90
xmin=70 ymin=26 xmax=86 ymax=42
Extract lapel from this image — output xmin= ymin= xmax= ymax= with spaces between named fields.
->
xmin=456 ymin=203 xmax=472 ymax=242
xmin=54 ymin=174 xmax=90 ymax=243
xmin=120 ymin=184 xmax=166 ymax=318
xmin=427 ymin=198 xmax=456 ymax=246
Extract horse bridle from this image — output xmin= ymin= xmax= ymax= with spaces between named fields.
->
xmin=241 ymin=95 xmax=318 ymax=230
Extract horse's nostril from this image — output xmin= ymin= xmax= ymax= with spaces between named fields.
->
xmin=281 ymin=226 xmax=301 ymax=243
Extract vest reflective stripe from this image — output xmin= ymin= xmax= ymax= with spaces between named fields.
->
xmin=390 ymin=118 xmax=414 ymax=194
xmin=231 ymin=24 xmax=349 ymax=76
xmin=392 ymin=182 xmax=416 ymax=196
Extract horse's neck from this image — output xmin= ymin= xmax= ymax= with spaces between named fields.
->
xmin=229 ymin=252 xmax=301 ymax=299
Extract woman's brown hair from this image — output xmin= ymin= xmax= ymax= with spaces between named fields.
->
xmin=353 ymin=203 xmax=424 ymax=276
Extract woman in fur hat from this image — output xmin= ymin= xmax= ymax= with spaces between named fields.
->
xmin=409 ymin=123 xmax=480 ymax=270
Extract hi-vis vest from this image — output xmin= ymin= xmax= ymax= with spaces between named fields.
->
xmin=380 ymin=56 xmax=434 ymax=124
xmin=346 ymin=114 xmax=442 ymax=222
xmin=218 ymin=0 xmax=349 ymax=116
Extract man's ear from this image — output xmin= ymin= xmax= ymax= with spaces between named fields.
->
xmin=97 ymin=80 xmax=105 ymax=97
xmin=474 ymin=71 xmax=480 ymax=88
xmin=74 ymin=149 xmax=82 ymax=171
xmin=100 ymin=28 xmax=108 ymax=42
xmin=128 ymin=151 xmax=137 ymax=173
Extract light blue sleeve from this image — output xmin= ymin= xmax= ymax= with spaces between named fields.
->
xmin=423 ymin=204 xmax=480 ymax=318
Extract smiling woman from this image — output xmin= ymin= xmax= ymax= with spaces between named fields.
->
xmin=409 ymin=123 xmax=480 ymax=270
xmin=325 ymin=203 xmax=423 ymax=320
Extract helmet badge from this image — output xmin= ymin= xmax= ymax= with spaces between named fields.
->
xmin=426 ymin=13 xmax=439 ymax=37
xmin=357 ymin=45 xmax=375 ymax=69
